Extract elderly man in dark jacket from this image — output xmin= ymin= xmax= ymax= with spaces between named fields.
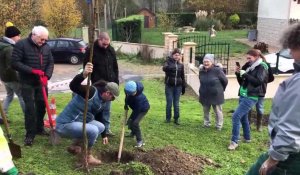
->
xmin=83 ymin=32 xmax=119 ymax=136
xmin=12 ymin=26 xmax=54 ymax=146
xmin=0 ymin=24 xmax=25 ymax=124
xmin=199 ymin=54 xmax=228 ymax=131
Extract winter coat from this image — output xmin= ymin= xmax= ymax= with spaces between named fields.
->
xmin=162 ymin=56 xmax=185 ymax=87
xmin=84 ymin=41 xmax=119 ymax=84
xmin=56 ymin=73 xmax=108 ymax=137
xmin=235 ymin=61 xmax=268 ymax=97
xmin=267 ymin=62 xmax=300 ymax=161
xmin=0 ymin=38 xmax=18 ymax=82
xmin=199 ymin=65 xmax=228 ymax=105
xmin=11 ymin=34 xmax=54 ymax=86
xmin=125 ymin=82 xmax=150 ymax=121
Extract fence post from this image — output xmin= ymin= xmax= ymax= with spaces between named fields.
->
xmin=183 ymin=42 xmax=197 ymax=65
xmin=168 ymin=34 xmax=179 ymax=54
xmin=163 ymin=32 xmax=173 ymax=57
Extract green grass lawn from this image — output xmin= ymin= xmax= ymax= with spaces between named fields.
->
xmin=3 ymin=79 xmax=271 ymax=175
xmin=142 ymin=28 xmax=250 ymax=56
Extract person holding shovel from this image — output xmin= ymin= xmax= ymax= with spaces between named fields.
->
xmin=0 ymin=127 xmax=19 ymax=175
xmin=55 ymin=62 xmax=119 ymax=165
xmin=124 ymin=81 xmax=150 ymax=148
xmin=11 ymin=26 xmax=54 ymax=146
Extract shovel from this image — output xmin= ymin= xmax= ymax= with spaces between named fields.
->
xmin=40 ymin=75 xmax=60 ymax=145
xmin=117 ymin=108 xmax=128 ymax=163
xmin=0 ymin=101 xmax=21 ymax=158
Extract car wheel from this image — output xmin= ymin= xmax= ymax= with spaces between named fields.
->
xmin=69 ymin=55 xmax=79 ymax=65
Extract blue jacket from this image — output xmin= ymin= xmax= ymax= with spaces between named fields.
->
xmin=125 ymin=82 xmax=150 ymax=120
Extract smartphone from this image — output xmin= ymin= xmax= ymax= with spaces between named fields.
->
xmin=235 ymin=62 xmax=240 ymax=67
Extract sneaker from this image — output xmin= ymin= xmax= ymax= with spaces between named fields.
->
xmin=106 ymin=130 xmax=115 ymax=137
xmin=244 ymin=139 xmax=251 ymax=143
xmin=165 ymin=119 xmax=170 ymax=123
xmin=174 ymin=120 xmax=180 ymax=125
xmin=24 ymin=136 xmax=34 ymax=146
xmin=135 ymin=141 xmax=145 ymax=148
xmin=228 ymin=141 xmax=238 ymax=150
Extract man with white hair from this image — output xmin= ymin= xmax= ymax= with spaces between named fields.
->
xmin=12 ymin=26 xmax=54 ymax=146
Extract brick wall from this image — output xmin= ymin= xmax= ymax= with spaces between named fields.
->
xmin=257 ymin=17 xmax=289 ymax=47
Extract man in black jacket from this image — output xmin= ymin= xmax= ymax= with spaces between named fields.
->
xmin=12 ymin=26 xmax=54 ymax=146
xmin=0 ymin=23 xmax=25 ymax=124
xmin=83 ymin=32 xmax=119 ymax=136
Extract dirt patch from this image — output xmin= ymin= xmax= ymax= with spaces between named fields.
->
xmin=97 ymin=146 xmax=219 ymax=175
xmin=135 ymin=146 xmax=218 ymax=175
xmin=248 ymin=110 xmax=269 ymax=126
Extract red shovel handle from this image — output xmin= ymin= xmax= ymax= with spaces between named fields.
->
xmin=40 ymin=76 xmax=54 ymax=129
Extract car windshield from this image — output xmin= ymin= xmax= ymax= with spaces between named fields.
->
xmin=279 ymin=49 xmax=292 ymax=59
xmin=78 ymin=41 xmax=87 ymax=47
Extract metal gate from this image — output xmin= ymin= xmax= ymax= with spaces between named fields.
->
xmin=173 ymin=35 xmax=207 ymax=49
xmin=195 ymin=42 xmax=230 ymax=74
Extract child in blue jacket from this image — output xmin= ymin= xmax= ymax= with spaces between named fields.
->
xmin=124 ymin=81 xmax=150 ymax=147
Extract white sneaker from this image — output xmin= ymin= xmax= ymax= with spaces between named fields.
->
xmin=135 ymin=141 xmax=145 ymax=148
xmin=228 ymin=141 xmax=238 ymax=150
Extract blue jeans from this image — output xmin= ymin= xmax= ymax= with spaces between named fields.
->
xmin=56 ymin=120 xmax=105 ymax=148
xmin=231 ymin=96 xmax=257 ymax=143
xmin=255 ymin=97 xmax=264 ymax=115
xmin=2 ymin=82 xmax=25 ymax=116
xmin=165 ymin=85 xmax=182 ymax=121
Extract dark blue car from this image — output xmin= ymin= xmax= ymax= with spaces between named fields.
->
xmin=47 ymin=38 xmax=87 ymax=65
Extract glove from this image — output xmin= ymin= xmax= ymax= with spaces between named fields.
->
xmin=40 ymin=76 xmax=48 ymax=86
xmin=182 ymin=86 xmax=185 ymax=95
xmin=240 ymin=70 xmax=246 ymax=77
xmin=124 ymin=104 xmax=129 ymax=110
xmin=31 ymin=69 xmax=44 ymax=76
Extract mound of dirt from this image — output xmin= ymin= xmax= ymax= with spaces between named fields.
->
xmin=134 ymin=146 xmax=219 ymax=175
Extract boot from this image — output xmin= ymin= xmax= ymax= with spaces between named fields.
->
xmin=256 ymin=114 xmax=263 ymax=132
xmin=67 ymin=140 xmax=82 ymax=155
xmin=87 ymin=149 xmax=101 ymax=165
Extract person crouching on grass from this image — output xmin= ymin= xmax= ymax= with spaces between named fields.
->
xmin=124 ymin=81 xmax=150 ymax=148
xmin=55 ymin=62 xmax=119 ymax=165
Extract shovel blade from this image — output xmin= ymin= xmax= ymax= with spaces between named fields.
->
xmin=49 ymin=130 xmax=60 ymax=145
xmin=8 ymin=141 xmax=21 ymax=159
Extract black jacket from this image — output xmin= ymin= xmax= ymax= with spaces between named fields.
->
xmin=162 ymin=57 xmax=186 ymax=87
xmin=84 ymin=41 xmax=119 ymax=84
xmin=236 ymin=62 xmax=268 ymax=97
xmin=199 ymin=65 xmax=228 ymax=105
xmin=11 ymin=34 xmax=54 ymax=86
xmin=125 ymin=81 xmax=150 ymax=121
xmin=0 ymin=38 xmax=18 ymax=82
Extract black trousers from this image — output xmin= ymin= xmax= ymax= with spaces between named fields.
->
xmin=128 ymin=111 xmax=147 ymax=142
xmin=21 ymin=84 xmax=47 ymax=137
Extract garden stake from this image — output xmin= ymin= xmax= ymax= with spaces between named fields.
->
xmin=0 ymin=101 xmax=21 ymax=158
xmin=80 ymin=0 xmax=97 ymax=172
xmin=117 ymin=109 xmax=128 ymax=163
xmin=40 ymin=75 xmax=60 ymax=145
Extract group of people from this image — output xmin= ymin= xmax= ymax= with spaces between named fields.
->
xmin=1 ymin=21 xmax=300 ymax=174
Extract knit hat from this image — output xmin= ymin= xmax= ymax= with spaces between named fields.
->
xmin=106 ymin=82 xmax=119 ymax=97
xmin=5 ymin=25 xmax=21 ymax=38
xmin=203 ymin=54 xmax=214 ymax=63
xmin=125 ymin=81 xmax=137 ymax=95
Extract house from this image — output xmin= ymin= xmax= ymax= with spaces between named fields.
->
xmin=138 ymin=8 xmax=156 ymax=28
xmin=257 ymin=0 xmax=300 ymax=48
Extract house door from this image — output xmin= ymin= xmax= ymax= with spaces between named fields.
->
xmin=144 ymin=16 xmax=149 ymax=28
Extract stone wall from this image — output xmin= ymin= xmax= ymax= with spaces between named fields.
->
xmin=257 ymin=17 xmax=289 ymax=47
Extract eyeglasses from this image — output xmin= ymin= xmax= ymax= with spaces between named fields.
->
xmin=35 ymin=34 xmax=48 ymax=42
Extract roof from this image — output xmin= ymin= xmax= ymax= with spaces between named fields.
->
xmin=138 ymin=8 xmax=155 ymax=16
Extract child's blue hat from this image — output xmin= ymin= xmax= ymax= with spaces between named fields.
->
xmin=125 ymin=81 xmax=137 ymax=95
